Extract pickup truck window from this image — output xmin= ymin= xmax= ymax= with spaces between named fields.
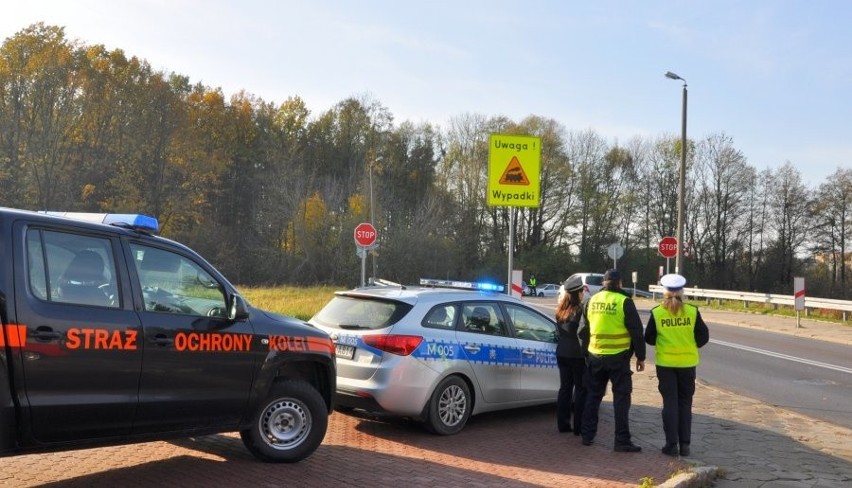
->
xmin=26 ymin=229 xmax=118 ymax=308
xmin=129 ymin=243 xmax=227 ymax=317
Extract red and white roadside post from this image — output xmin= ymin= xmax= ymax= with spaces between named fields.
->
xmin=794 ymin=277 xmax=805 ymax=329
xmin=354 ymin=223 xmax=377 ymax=287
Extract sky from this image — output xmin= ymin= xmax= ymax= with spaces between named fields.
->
xmin=2 ymin=0 xmax=850 ymax=187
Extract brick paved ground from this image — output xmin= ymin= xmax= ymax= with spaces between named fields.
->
xmin=0 ymin=394 xmax=687 ymax=488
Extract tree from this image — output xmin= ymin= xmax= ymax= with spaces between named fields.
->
xmin=691 ymin=132 xmax=753 ymax=288
xmin=0 ymin=23 xmax=82 ymax=209
xmin=810 ymin=168 xmax=852 ymax=298
xmin=765 ymin=162 xmax=811 ymax=291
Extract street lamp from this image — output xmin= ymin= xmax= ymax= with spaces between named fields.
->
xmin=665 ymin=71 xmax=687 ymax=274
xmin=369 ymin=156 xmax=383 ymax=282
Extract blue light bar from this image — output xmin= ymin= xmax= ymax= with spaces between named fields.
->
xmin=419 ymin=278 xmax=504 ymax=293
xmin=40 ymin=211 xmax=159 ymax=233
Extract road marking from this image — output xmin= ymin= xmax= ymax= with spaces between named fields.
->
xmin=710 ymin=339 xmax=852 ymax=374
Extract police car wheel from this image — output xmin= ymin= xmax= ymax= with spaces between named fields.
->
xmin=424 ymin=376 xmax=471 ymax=435
xmin=240 ymin=379 xmax=328 ymax=463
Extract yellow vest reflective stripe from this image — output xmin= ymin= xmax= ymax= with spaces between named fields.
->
xmin=651 ymin=304 xmax=700 ymax=367
xmin=587 ymin=291 xmax=630 ymax=355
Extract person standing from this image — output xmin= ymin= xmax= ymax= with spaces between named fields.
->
xmin=645 ymin=273 xmax=710 ymax=457
xmin=528 ymin=274 xmax=537 ymax=297
xmin=578 ymin=269 xmax=646 ymax=452
xmin=555 ymin=275 xmax=587 ymax=435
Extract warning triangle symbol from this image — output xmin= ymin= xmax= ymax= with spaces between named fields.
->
xmin=499 ymin=156 xmax=530 ymax=185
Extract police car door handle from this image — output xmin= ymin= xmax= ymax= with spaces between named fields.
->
xmin=32 ymin=326 xmax=61 ymax=341
xmin=463 ymin=344 xmax=481 ymax=354
xmin=152 ymin=333 xmax=173 ymax=346
xmin=522 ymin=349 xmax=535 ymax=356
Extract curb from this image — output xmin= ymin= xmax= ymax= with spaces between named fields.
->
xmin=658 ymin=465 xmax=720 ymax=488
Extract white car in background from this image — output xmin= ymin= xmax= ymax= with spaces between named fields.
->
xmin=558 ymin=272 xmax=605 ymax=299
xmin=535 ymin=283 xmax=561 ymax=298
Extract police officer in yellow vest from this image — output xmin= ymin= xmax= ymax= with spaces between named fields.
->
xmin=644 ymin=273 xmax=709 ymax=457
xmin=578 ymin=269 xmax=646 ymax=452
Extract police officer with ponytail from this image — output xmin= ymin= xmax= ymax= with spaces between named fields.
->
xmin=578 ymin=269 xmax=646 ymax=452
xmin=644 ymin=274 xmax=709 ymax=457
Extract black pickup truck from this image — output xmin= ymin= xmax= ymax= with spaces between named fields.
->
xmin=0 ymin=207 xmax=335 ymax=462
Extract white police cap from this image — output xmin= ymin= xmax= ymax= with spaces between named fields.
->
xmin=660 ymin=273 xmax=686 ymax=291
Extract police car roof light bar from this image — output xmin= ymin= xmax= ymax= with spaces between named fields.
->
xmin=41 ymin=211 xmax=159 ymax=234
xmin=419 ymin=278 xmax=504 ymax=293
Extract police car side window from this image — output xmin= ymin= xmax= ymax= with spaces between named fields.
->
xmin=461 ymin=303 xmax=506 ymax=336
xmin=26 ymin=229 xmax=118 ymax=308
xmin=505 ymin=304 xmax=557 ymax=343
xmin=422 ymin=305 xmax=456 ymax=330
xmin=130 ymin=244 xmax=226 ymax=316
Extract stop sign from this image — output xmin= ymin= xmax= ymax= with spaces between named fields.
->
xmin=354 ymin=222 xmax=377 ymax=247
xmin=658 ymin=236 xmax=678 ymax=258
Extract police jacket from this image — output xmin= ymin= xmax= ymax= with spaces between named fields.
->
xmin=556 ymin=309 xmax=584 ymax=359
xmin=577 ymin=288 xmax=646 ymax=361
xmin=645 ymin=303 xmax=709 ymax=367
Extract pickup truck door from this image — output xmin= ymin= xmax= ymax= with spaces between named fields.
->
xmin=15 ymin=225 xmax=142 ymax=442
xmin=127 ymin=243 xmax=258 ymax=433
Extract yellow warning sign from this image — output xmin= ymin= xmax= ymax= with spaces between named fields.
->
xmin=498 ymin=156 xmax=530 ymax=185
xmin=488 ymin=134 xmax=541 ymax=207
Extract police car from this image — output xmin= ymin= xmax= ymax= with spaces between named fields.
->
xmin=309 ymin=279 xmax=559 ymax=434
xmin=0 ymin=208 xmax=335 ymax=463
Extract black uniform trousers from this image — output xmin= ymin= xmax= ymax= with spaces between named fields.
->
xmin=556 ymin=357 xmax=586 ymax=433
xmin=581 ymin=350 xmax=633 ymax=445
xmin=656 ymin=365 xmax=696 ymax=447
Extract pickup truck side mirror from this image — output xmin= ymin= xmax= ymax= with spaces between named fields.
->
xmin=228 ymin=294 xmax=250 ymax=321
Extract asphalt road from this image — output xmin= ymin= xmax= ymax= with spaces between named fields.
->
xmin=694 ymin=322 xmax=852 ymax=429
xmin=532 ymin=297 xmax=852 ymax=430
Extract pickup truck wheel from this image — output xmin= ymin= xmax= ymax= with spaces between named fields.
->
xmin=423 ymin=376 xmax=471 ymax=435
xmin=240 ymin=380 xmax=327 ymax=463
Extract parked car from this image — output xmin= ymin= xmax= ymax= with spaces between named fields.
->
xmin=535 ymin=283 xmax=561 ymax=298
xmin=559 ymin=272 xmax=605 ymax=298
xmin=309 ymin=278 xmax=559 ymax=435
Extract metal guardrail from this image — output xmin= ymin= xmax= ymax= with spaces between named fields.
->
xmin=647 ymin=285 xmax=852 ymax=320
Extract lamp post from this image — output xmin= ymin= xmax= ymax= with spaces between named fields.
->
xmin=369 ymin=156 xmax=382 ymax=282
xmin=665 ymin=71 xmax=687 ymax=274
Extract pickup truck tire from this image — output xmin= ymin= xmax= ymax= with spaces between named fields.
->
xmin=240 ymin=379 xmax=328 ymax=463
xmin=423 ymin=376 xmax=471 ymax=435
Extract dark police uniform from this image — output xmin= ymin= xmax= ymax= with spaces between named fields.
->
xmin=555 ymin=277 xmax=586 ymax=434
xmin=645 ymin=280 xmax=710 ymax=456
xmin=578 ymin=270 xmax=645 ymax=451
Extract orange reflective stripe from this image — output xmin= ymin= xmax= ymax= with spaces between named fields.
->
xmin=1 ymin=324 xmax=28 ymax=348
xmin=306 ymin=336 xmax=334 ymax=355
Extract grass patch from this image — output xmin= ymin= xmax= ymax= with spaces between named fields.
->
xmin=237 ymin=284 xmax=348 ymax=321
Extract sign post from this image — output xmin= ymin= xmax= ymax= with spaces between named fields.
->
xmin=794 ymin=277 xmax=805 ymax=329
xmin=607 ymin=242 xmax=624 ymax=269
xmin=658 ymin=236 xmax=678 ymax=274
xmin=354 ymin=223 xmax=377 ymax=286
xmin=631 ymin=271 xmax=638 ymax=298
xmin=510 ymin=269 xmax=523 ymax=299
xmin=488 ymin=134 xmax=542 ymax=291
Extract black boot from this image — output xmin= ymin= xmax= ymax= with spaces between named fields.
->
xmin=661 ymin=443 xmax=679 ymax=456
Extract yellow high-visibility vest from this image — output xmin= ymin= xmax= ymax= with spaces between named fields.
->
xmin=651 ymin=304 xmax=700 ymax=367
xmin=587 ymin=290 xmax=630 ymax=355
